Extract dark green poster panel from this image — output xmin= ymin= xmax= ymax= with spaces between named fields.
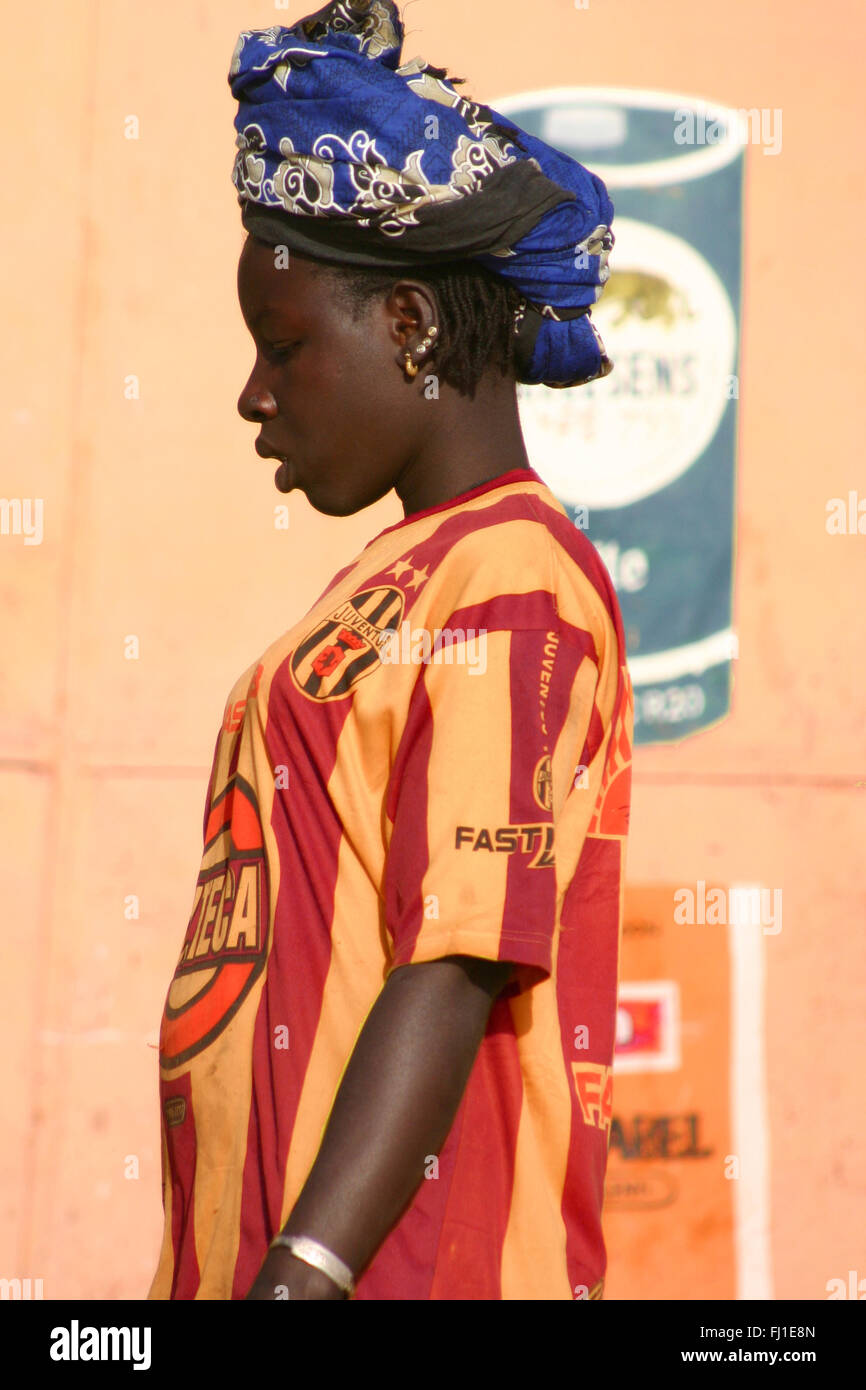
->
xmin=499 ymin=89 xmax=744 ymax=745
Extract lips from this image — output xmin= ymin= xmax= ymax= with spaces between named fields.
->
xmin=255 ymin=437 xmax=285 ymax=462
xmin=255 ymin=438 xmax=295 ymax=492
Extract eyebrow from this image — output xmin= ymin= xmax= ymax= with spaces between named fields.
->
xmin=250 ymin=308 xmax=298 ymax=335
xmin=251 ymin=308 xmax=281 ymax=331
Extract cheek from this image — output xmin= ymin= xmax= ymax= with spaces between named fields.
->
xmin=288 ymin=347 xmax=358 ymax=422
xmin=279 ymin=331 xmax=400 ymax=472
xmin=325 ymin=373 xmax=392 ymax=454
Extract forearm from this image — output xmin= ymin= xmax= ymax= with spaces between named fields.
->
xmin=248 ymin=954 xmax=511 ymax=1298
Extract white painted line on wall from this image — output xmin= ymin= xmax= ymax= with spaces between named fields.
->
xmin=729 ymin=888 xmax=774 ymax=1299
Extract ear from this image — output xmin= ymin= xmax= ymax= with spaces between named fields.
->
xmin=387 ymin=279 xmax=438 ymax=352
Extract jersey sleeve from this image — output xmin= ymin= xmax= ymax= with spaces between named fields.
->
xmin=382 ymin=617 xmax=599 ymax=993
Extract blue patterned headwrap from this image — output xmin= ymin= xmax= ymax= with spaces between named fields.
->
xmin=229 ymin=0 xmax=614 ymax=388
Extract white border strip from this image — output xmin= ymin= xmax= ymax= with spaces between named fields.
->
xmin=627 ymin=628 xmax=737 ymax=685
xmin=728 ymin=889 xmax=773 ymax=1299
xmin=492 ymin=86 xmax=747 ymax=186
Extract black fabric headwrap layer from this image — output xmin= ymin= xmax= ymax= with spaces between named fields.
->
xmin=239 ymin=160 xmax=575 ymax=265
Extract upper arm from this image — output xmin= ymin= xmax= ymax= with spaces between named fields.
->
xmin=387 ymin=953 xmax=514 ymax=999
xmin=383 ymin=622 xmax=594 ymax=992
xmin=439 ymin=953 xmax=515 ymax=997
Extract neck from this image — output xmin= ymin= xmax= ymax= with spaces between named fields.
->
xmin=395 ymin=373 xmax=531 ymax=516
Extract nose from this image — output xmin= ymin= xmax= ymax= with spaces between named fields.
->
xmin=237 ymin=368 xmax=277 ymax=423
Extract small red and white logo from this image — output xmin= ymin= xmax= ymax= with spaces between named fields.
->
xmin=614 ymin=980 xmax=681 ymax=1074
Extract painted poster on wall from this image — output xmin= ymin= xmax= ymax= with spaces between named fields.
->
xmin=601 ymin=882 xmax=772 ymax=1301
xmin=497 ymin=88 xmax=745 ymax=745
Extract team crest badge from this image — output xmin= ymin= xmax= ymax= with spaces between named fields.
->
xmin=291 ymin=586 xmax=405 ymax=701
xmin=533 ymin=754 xmax=553 ymax=811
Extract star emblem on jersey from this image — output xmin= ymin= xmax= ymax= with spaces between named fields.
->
xmin=404 ymin=563 xmax=430 ymax=590
xmin=387 ymin=557 xmax=428 ymax=590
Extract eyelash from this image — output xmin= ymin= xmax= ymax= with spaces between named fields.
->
xmin=263 ymin=341 xmax=299 ymax=364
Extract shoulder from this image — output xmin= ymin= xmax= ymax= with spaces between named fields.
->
xmin=418 ymin=483 xmax=619 ymax=644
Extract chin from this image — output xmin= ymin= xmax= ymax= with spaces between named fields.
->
xmin=306 ymin=483 xmax=382 ymax=519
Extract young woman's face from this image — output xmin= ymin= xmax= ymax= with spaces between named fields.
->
xmin=236 ymin=236 xmax=426 ymax=516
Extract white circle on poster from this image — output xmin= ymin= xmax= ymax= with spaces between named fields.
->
xmin=517 ymin=218 xmax=737 ymax=509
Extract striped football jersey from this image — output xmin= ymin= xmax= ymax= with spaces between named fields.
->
xmin=148 ymin=465 xmax=633 ymax=1300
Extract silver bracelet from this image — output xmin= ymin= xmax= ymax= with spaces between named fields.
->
xmin=269 ymin=1233 xmax=355 ymax=1297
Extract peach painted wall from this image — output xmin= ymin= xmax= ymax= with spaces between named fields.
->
xmin=2 ymin=0 xmax=863 ymax=1299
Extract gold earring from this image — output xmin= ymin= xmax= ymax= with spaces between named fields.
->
xmin=402 ymin=325 xmax=439 ymax=379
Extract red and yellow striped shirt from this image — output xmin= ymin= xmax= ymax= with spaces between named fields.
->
xmin=149 ymin=466 xmax=633 ymax=1300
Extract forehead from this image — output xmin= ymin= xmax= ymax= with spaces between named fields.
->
xmin=237 ymin=236 xmax=331 ymax=325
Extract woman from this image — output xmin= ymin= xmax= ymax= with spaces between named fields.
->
xmin=149 ymin=0 xmax=633 ymax=1301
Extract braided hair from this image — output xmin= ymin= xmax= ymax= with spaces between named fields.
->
xmin=315 ymin=257 xmax=522 ymax=400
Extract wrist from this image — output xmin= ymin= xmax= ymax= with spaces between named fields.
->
xmin=282 ymin=1258 xmax=347 ymax=1301
xmin=262 ymin=1245 xmax=348 ymax=1300
xmin=270 ymin=1232 xmax=355 ymax=1300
